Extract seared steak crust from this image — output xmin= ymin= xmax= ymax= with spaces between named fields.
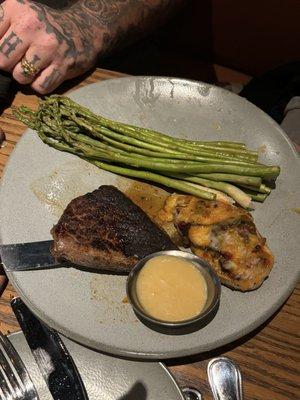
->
xmin=51 ymin=185 xmax=177 ymax=272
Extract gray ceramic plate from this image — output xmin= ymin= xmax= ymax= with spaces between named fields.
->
xmin=7 ymin=331 xmax=184 ymax=399
xmin=0 ymin=77 xmax=299 ymax=359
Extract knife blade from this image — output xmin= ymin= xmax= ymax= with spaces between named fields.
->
xmin=11 ymin=297 xmax=89 ymax=400
xmin=0 ymin=240 xmax=63 ymax=271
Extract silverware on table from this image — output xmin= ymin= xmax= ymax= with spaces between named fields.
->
xmin=207 ymin=357 xmax=243 ymax=400
xmin=0 ymin=332 xmax=39 ymax=400
xmin=11 ymin=297 xmax=89 ymax=400
xmin=0 ymin=240 xmax=60 ymax=272
xmin=182 ymin=387 xmax=202 ymax=400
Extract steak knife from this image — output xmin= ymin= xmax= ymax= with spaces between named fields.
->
xmin=0 ymin=240 xmax=65 ymax=271
xmin=11 ymin=297 xmax=89 ymax=400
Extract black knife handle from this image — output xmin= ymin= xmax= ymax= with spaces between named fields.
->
xmin=11 ymin=297 xmax=89 ymax=400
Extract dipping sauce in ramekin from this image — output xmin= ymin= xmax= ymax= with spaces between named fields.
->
xmin=136 ymin=255 xmax=207 ymax=322
xmin=127 ymin=250 xmax=221 ymax=330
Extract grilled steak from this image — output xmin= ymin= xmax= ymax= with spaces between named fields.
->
xmin=158 ymin=194 xmax=274 ymax=291
xmin=51 ymin=185 xmax=177 ymax=273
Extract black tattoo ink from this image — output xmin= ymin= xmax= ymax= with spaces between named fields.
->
xmin=0 ymin=32 xmax=23 ymax=58
xmin=24 ymin=0 xmax=183 ymax=73
xmin=40 ymin=68 xmax=61 ymax=90
xmin=0 ymin=5 xmax=4 ymax=22
xmin=31 ymin=54 xmax=41 ymax=65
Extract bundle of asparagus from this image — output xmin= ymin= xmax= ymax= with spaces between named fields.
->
xmin=14 ymin=95 xmax=280 ymax=208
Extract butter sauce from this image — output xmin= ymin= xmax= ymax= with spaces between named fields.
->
xmin=136 ymin=255 xmax=207 ymax=322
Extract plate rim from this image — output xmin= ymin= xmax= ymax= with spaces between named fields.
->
xmin=1 ymin=76 xmax=300 ymax=359
xmin=7 ymin=272 xmax=297 ymax=359
xmin=7 ymin=330 xmax=185 ymax=399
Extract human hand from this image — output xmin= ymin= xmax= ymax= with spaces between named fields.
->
xmin=0 ymin=0 xmax=102 ymax=94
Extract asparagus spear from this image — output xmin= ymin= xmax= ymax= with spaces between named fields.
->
xmin=89 ymin=161 xmax=216 ymax=200
xmin=48 ymin=95 xmax=251 ymax=153
xmin=58 ymin=107 xmax=257 ymax=162
xmin=41 ymin=110 xmax=261 ymax=167
xmin=16 ymin=99 xmax=259 ymax=165
xmin=47 ymin=96 xmax=257 ymax=161
xmin=16 ymin=103 xmax=281 ymax=178
xmin=192 ymin=173 xmax=262 ymax=187
xmin=70 ymin=113 xmax=252 ymax=163
xmin=27 ymin=96 xmax=258 ymax=168
xmin=37 ymin=128 xmax=216 ymax=200
xmin=242 ymin=188 xmax=269 ymax=202
xmin=54 ymin=130 xmax=280 ymax=177
xmin=13 ymin=96 xmax=281 ymax=206
xmin=239 ymin=183 xmax=272 ymax=194
xmin=167 ymin=174 xmax=252 ymax=208
xmin=34 ymin=115 xmax=248 ymax=169
xmin=175 ymin=138 xmax=247 ymax=149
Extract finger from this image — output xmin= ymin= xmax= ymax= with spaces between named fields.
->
xmin=0 ymin=3 xmax=11 ymax=38
xmin=13 ymin=47 xmax=52 ymax=84
xmin=31 ymin=64 xmax=64 ymax=94
xmin=0 ymin=28 xmax=28 ymax=72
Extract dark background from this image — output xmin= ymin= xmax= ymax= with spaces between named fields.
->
xmin=101 ymin=0 xmax=300 ymax=83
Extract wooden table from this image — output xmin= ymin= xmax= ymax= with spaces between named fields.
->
xmin=0 ymin=68 xmax=299 ymax=400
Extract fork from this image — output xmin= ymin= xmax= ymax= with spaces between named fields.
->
xmin=0 ymin=333 xmax=39 ymax=400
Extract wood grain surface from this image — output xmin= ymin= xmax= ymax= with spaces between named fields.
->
xmin=0 ymin=68 xmax=299 ymax=400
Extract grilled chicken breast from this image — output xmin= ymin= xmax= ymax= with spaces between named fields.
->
xmin=158 ymin=194 xmax=274 ymax=291
xmin=51 ymin=185 xmax=177 ymax=273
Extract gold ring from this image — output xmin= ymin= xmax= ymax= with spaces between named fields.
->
xmin=21 ymin=58 xmax=39 ymax=77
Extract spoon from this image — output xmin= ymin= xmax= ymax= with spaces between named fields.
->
xmin=207 ymin=357 xmax=243 ymax=400
xmin=182 ymin=387 xmax=202 ymax=400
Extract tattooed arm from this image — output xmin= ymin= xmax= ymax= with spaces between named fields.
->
xmin=0 ymin=0 xmax=185 ymax=93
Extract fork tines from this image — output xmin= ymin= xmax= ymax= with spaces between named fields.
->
xmin=0 ymin=333 xmax=38 ymax=400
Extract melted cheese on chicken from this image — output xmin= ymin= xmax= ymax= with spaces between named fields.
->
xmin=158 ymin=194 xmax=274 ymax=291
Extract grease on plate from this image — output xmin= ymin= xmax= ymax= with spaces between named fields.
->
xmin=31 ymin=159 xmax=170 ymax=221
xmin=258 ymin=144 xmax=267 ymax=154
xmin=291 ymin=208 xmax=300 ymax=215
xmin=123 ymin=181 xmax=169 ymax=220
xmin=30 ymin=160 xmax=103 ymax=216
xmin=90 ymin=275 xmax=133 ymax=324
